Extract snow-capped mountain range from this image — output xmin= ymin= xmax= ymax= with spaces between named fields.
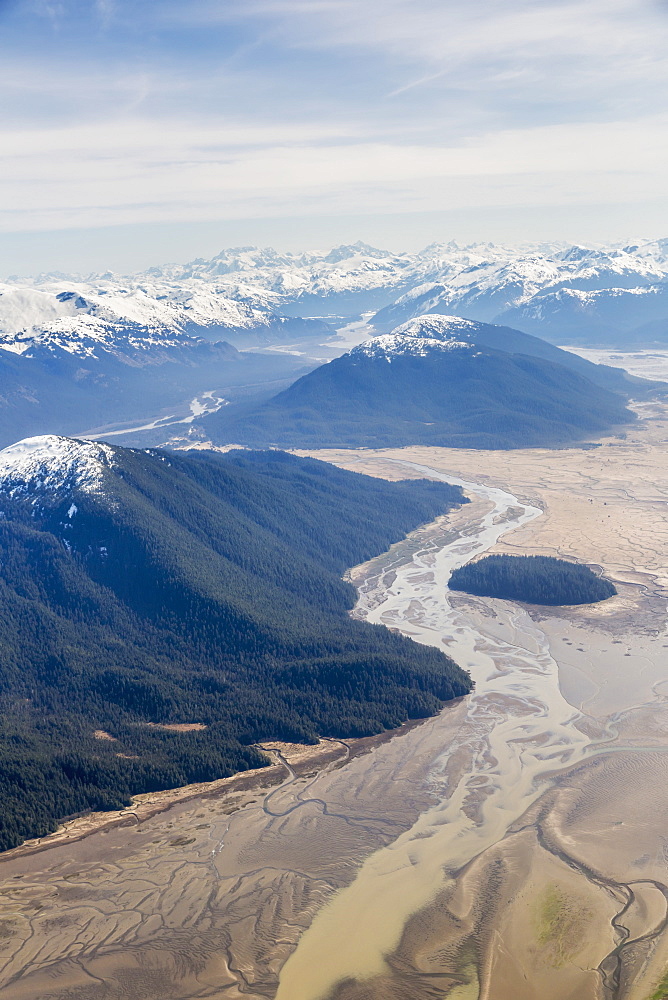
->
xmin=0 ymin=277 xmax=314 ymax=449
xmin=2 ymin=237 xmax=668 ymax=450
xmin=126 ymin=237 xmax=668 ymax=344
xmin=4 ymin=237 xmax=668 ymax=362
xmin=368 ymin=243 xmax=668 ymax=343
xmin=0 ymin=276 xmax=327 ymax=361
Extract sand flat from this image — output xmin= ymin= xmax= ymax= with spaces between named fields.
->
xmin=273 ymin=404 xmax=668 ymax=1000
xmin=3 ymin=406 xmax=668 ymax=998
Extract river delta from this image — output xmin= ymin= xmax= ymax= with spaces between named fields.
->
xmin=1 ymin=403 xmax=668 ymax=999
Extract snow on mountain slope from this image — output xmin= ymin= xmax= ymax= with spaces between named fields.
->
xmin=389 ymin=315 xmax=482 ymax=340
xmin=0 ymin=279 xmax=286 ymax=344
xmin=367 ymin=244 xmax=668 ymax=341
xmin=5 ymin=238 xmax=668 ymax=356
xmin=350 ymin=332 xmax=473 ymax=361
xmin=498 ymin=284 xmax=668 ymax=344
xmin=0 ymin=435 xmax=114 ymax=497
xmin=348 ymin=315 xmax=512 ymax=361
xmin=0 ymin=275 xmax=327 ymax=362
xmin=0 ymin=310 xmax=243 ymax=364
xmin=616 ymin=239 xmax=668 ymax=268
xmin=371 ymin=260 xmax=557 ymax=329
xmin=375 ymin=250 xmax=668 ymax=329
xmin=139 ymin=241 xmax=415 ymax=298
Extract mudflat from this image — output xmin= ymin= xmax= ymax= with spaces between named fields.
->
xmin=2 ymin=405 xmax=668 ymax=999
xmin=0 ymin=722 xmax=457 ymax=999
xmin=284 ymin=402 xmax=668 ymax=1000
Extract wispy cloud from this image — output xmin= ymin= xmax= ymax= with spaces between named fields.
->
xmin=184 ymin=0 xmax=668 ymax=129
xmin=1 ymin=0 xmax=668 ymax=263
xmin=94 ymin=0 xmax=116 ymax=29
xmin=3 ymin=113 xmax=666 ymax=233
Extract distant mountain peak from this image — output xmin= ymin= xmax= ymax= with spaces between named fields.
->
xmin=323 ymin=242 xmax=389 ymax=263
xmin=350 ymin=332 xmax=474 ymax=361
xmin=391 ymin=314 xmax=480 ymax=340
xmin=350 ymin=314 xmax=484 ymax=360
xmin=418 ymin=240 xmax=461 ymax=256
xmin=0 ymin=435 xmax=114 ymax=498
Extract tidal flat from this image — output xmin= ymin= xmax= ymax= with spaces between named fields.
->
xmin=3 ymin=405 xmax=668 ymax=999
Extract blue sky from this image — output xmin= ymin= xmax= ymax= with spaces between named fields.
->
xmin=2 ymin=0 xmax=668 ymax=274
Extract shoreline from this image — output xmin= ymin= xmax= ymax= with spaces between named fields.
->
xmin=0 ymin=715 xmax=440 ymax=865
xmin=4 ymin=416 xmax=668 ymax=999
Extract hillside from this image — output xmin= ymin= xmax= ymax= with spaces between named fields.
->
xmin=498 ymin=284 xmax=668 ymax=346
xmin=200 ymin=316 xmax=634 ymax=450
xmin=362 ymin=315 xmax=657 ymax=396
xmin=0 ymin=438 xmax=470 ymax=850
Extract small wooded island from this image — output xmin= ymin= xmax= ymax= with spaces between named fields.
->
xmin=448 ymin=554 xmax=616 ymax=606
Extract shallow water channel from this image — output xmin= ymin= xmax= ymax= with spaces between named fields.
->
xmin=2 ymin=459 xmax=665 ymax=1000
xmin=275 ymin=460 xmax=614 ymax=999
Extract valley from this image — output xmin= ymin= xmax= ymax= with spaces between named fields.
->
xmin=566 ymin=349 xmax=668 ymax=384
xmin=80 ymin=388 xmax=228 ymax=440
xmin=1 ymin=405 xmax=668 ymax=998
xmin=6 ymin=0 xmax=668 ymax=994
xmin=4 ymin=238 xmax=668 ymax=453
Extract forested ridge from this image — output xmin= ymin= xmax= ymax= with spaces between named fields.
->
xmin=0 ymin=445 xmax=470 ymax=851
xmin=201 ymin=345 xmax=633 ymax=450
xmin=449 ymin=554 xmax=616 ymax=605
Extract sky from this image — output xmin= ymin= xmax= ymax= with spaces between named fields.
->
xmin=1 ymin=0 xmax=668 ymax=275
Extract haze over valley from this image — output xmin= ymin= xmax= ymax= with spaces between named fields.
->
xmin=3 ymin=238 xmax=668 ymax=450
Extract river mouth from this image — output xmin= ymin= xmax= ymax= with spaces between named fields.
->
xmin=275 ymin=460 xmax=602 ymax=1000
xmin=286 ymin=425 xmax=668 ymax=1000
xmin=3 ymin=420 xmax=668 ymax=1000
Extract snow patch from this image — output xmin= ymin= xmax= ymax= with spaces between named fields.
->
xmin=391 ymin=314 xmax=481 ymax=340
xmin=349 ymin=313 xmax=486 ymax=361
xmin=351 ymin=333 xmax=473 ymax=361
xmin=0 ymin=436 xmax=115 ymax=498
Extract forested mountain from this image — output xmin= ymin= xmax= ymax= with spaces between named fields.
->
xmin=200 ymin=316 xmax=634 ymax=450
xmin=449 ymin=554 xmax=616 ymax=605
xmin=0 ymin=437 xmax=470 ymax=850
xmin=364 ymin=316 xmax=660 ymax=397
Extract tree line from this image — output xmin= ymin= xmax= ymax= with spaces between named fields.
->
xmin=0 ymin=446 xmax=471 ymax=850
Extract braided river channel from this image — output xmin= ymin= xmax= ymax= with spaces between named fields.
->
xmin=275 ymin=462 xmax=598 ymax=999
xmin=276 ymin=456 xmax=668 ymax=1000
xmin=3 ymin=443 xmax=668 ymax=1000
